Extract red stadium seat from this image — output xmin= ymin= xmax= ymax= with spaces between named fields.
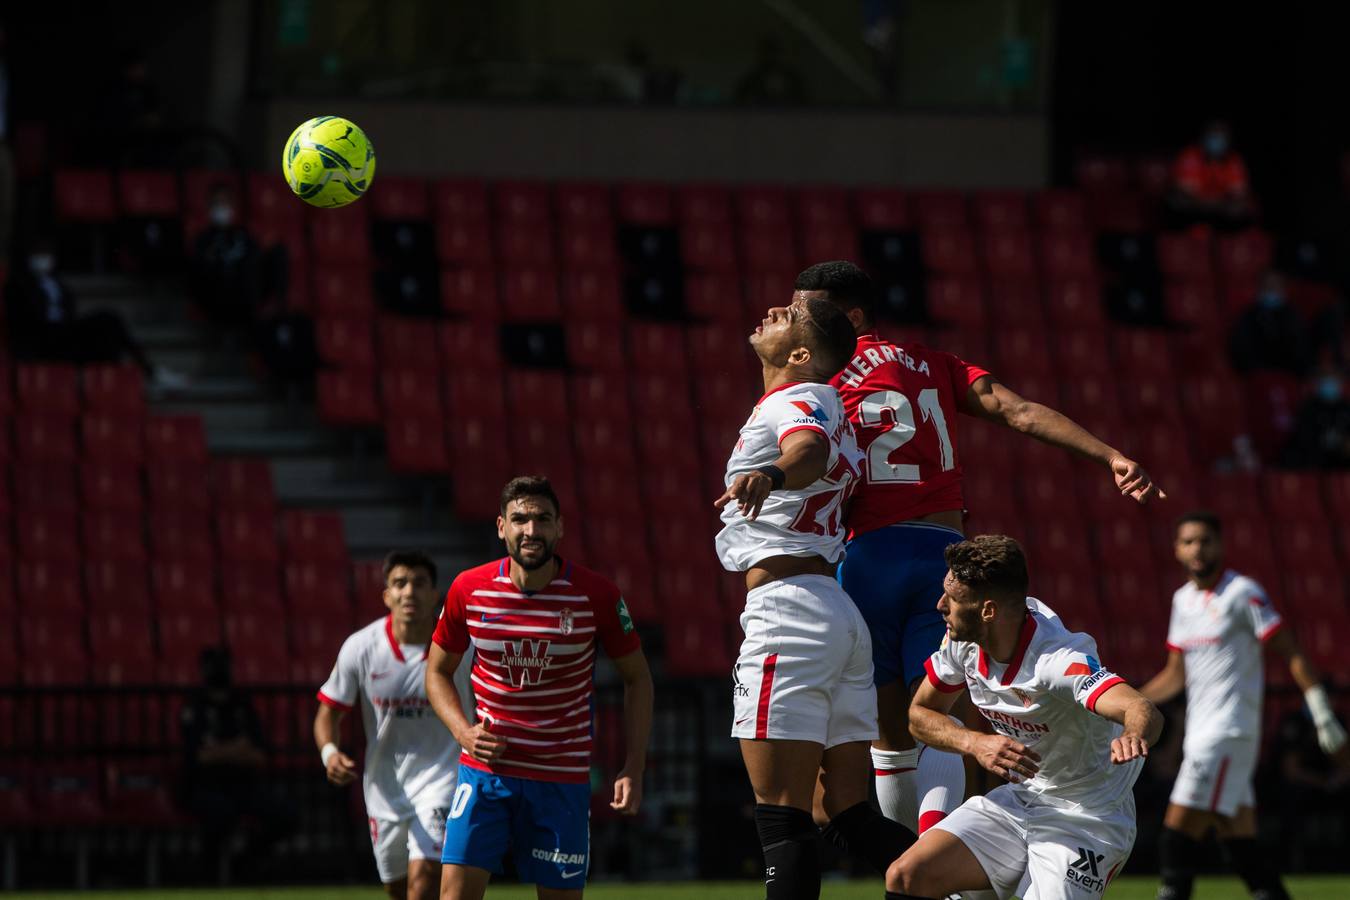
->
xmin=291 ymin=619 xmax=352 ymax=685
xmin=735 ymin=185 xmax=793 ymax=229
xmin=217 ymin=509 xmax=280 ymax=565
xmin=684 ymin=273 xmax=749 ymax=322
xmin=385 ymin=418 xmax=451 ymax=473
xmin=148 ymin=509 xmax=215 ymax=565
xmin=1118 ymin=376 xmax=1183 ymax=425
xmin=496 ymin=219 xmax=556 ymax=266
xmin=145 ymin=461 xmax=212 ymax=514
xmin=1134 ymin=157 xmax=1173 ymax=197
xmin=219 ymin=563 xmax=283 ymax=616
xmin=82 ymin=512 xmax=147 ymax=563
xmin=88 ymin=611 xmax=156 ymax=684
xmin=495 ymin=181 xmax=553 ymax=224
xmin=1087 ymin=192 xmax=1149 ymax=232
xmin=574 ymin=419 xmax=639 ymax=472
xmin=14 ymin=464 xmax=77 ymax=516
xmin=448 ymin=419 xmax=514 ymax=519
xmin=312 ymin=264 xmax=377 ymax=316
xmin=284 ymin=562 xmax=354 ymax=617
xmin=84 ymin=560 xmax=151 ymax=615
xmin=315 ymin=316 xmax=375 ymax=369
xmin=431 ymin=179 xmax=490 ymax=224
xmin=992 ymin=327 xmax=1055 ymax=378
xmin=795 ymin=186 xmax=851 ymax=230
xmin=376 ymin=315 xmax=441 ymax=370
xmin=18 ymin=511 xmax=79 ymax=561
xmin=82 ymin=364 xmax=145 ymax=417
xmin=441 ymin=319 xmax=504 ymax=370
xmin=554 ymin=182 xmax=613 ymax=227
xmin=631 ymin=373 xmax=695 ymax=420
xmin=981 ymin=228 xmax=1037 ymax=278
xmin=16 ymin=363 xmax=80 ymax=416
xmin=1040 ymin=232 xmax=1097 ymax=279
xmin=31 ymin=763 xmax=103 ymax=824
xmin=1262 ymin=471 xmax=1329 ymax=521
xmin=380 ymin=368 xmax=442 ymax=418
xmin=675 ymin=184 xmax=733 ymax=226
xmin=1042 ymin=277 xmax=1107 ymax=330
xmin=579 ymin=467 xmax=644 ymax=522
xmin=282 ymin=510 xmax=348 ymax=563
xmin=1322 ymin=472 xmax=1350 ymax=521
xmin=212 ymin=457 xmax=276 ymax=513
xmin=616 ymin=183 xmax=674 ymax=226
xmin=626 ymin=323 xmax=688 ymax=376
xmin=920 ymin=226 xmax=979 ymax=274
xmin=224 ymin=612 xmax=290 ymax=685
xmin=246 ymin=172 xmax=304 ymax=226
xmin=1156 ymin=233 xmax=1214 ymax=281
xmin=370 ymin=176 xmax=430 ymax=221
xmin=1054 ymin=328 xmax=1112 ymax=378
xmin=1283 ymin=570 xmax=1346 ymax=621
xmin=145 ymin=415 xmax=209 ymax=464
xmin=1178 ymin=373 xmax=1249 ymax=464
xmin=801 ymin=226 xmax=860 ymax=264
xmin=636 ymin=420 xmax=702 ymax=473
xmin=741 ymin=225 xmax=798 ymax=272
xmin=559 ymin=267 xmax=624 ymax=320
xmin=1018 ymin=469 xmax=1084 ymax=521
xmin=1215 ymin=230 xmax=1274 ymax=283
xmin=14 ymin=413 xmax=77 ymax=463
xmin=1244 ymin=371 xmax=1301 ymax=462
xmin=852 ymin=188 xmax=910 ymax=230
xmin=985 ymin=278 xmax=1044 ymax=329
xmin=352 ymin=560 xmax=387 ymax=608
xmin=506 ymin=371 xmax=569 ymax=420
xmin=1163 ymin=280 xmax=1221 ymax=332
xmin=1272 ymin=519 xmax=1338 ymax=570
xmin=500 ymin=267 xmax=562 ymax=319
xmin=103 ymin=761 xmax=182 ymax=827
xmin=963 ymin=469 xmax=1022 ymax=522
xmin=434 ymin=219 xmax=495 ymax=265
xmin=686 ymin=323 xmax=760 ymax=380
xmin=444 ymin=371 xmax=507 ymax=420
xmin=559 ymin=223 xmax=617 ymax=268
xmin=914 ymin=191 xmax=968 ymax=229
xmin=53 ymin=169 xmax=116 ymax=222
xmin=642 ymin=466 xmax=710 ymax=523
xmin=117 ymin=170 xmax=179 ymax=217
xmin=566 ymin=320 xmax=625 ymax=371
xmin=681 ymin=222 xmax=739 ymax=271
xmin=570 ymin=374 xmax=635 ymax=422
xmin=1112 ymin=331 xmax=1175 ymax=379
xmin=973 ymin=191 xmax=1029 ymax=230
xmin=1032 ymin=190 xmax=1089 ymax=232
xmin=18 ymin=563 xmax=83 ymax=616
xmin=156 ymin=606 xmax=223 ymax=683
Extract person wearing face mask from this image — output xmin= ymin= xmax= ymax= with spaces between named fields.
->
xmin=1228 ymin=270 xmax=1313 ymax=377
xmin=190 ymin=183 xmax=288 ymax=329
xmin=1281 ymin=364 xmax=1350 ymax=467
xmin=1167 ymin=119 xmax=1255 ymax=233
xmin=4 ymin=235 xmax=187 ymax=388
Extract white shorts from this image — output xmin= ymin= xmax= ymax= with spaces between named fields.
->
xmin=730 ymin=574 xmax=877 ymax=748
xmin=369 ymin=805 xmax=449 ymax=883
xmin=934 ymin=785 xmax=1135 ymax=900
xmin=1170 ymin=735 xmax=1257 ymax=817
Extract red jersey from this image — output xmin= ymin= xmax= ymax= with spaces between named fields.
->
xmin=1172 ymin=146 xmax=1249 ymax=203
xmin=831 ymin=333 xmax=990 ymax=534
xmin=431 ymin=557 xmax=641 ymax=783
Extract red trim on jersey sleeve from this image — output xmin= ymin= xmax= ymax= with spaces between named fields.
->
xmin=1085 ymin=676 xmax=1126 ymax=712
xmin=317 ymin=690 xmax=352 ymax=712
xmin=384 ymin=615 xmax=406 ymax=662
xmin=778 ymin=423 xmax=828 ymax=445
xmin=1165 ymin=641 xmax=1182 ymax=652
xmin=1257 ymin=619 xmax=1285 ymax=643
xmin=924 ymin=657 xmax=965 ymax=693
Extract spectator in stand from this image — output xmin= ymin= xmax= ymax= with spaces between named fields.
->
xmin=189 ymin=183 xmax=288 ymax=329
xmin=1281 ymin=364 xmax=1350 ymax=468
xmin=4 ymin=235 xmax=187 ymax=389
xmin=180 ymin=648 xmax=296 ymax=877
xmin=1167 ymin=119 xmax=1255 ymax=232
xmin=1228 ymin=270 xmax=1312 ymax=377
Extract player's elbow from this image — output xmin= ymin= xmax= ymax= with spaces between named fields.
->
xmin=1003 ymin=398 xmax=1041 ymax=434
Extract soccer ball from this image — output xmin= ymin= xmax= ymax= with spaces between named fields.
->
xmin=281 ymin=115 xmax=376 ymax=208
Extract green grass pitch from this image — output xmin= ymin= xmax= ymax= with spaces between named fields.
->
xmin=7 ymin=876 xmax=1350 ymax=899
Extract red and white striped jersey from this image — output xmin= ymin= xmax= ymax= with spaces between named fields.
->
xmin=1166 ymin=569 xmax=1283 ymax=750
xmin=832 ymin=334 xmax=990 ymax=534
xmin=431 ymin=557 xmax=642 ymax=783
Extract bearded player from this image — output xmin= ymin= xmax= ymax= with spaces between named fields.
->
xmin=715 ymin=296 xmax=916 ymax=900
xmin=796 ymin=260 xmax=1164 ymax=838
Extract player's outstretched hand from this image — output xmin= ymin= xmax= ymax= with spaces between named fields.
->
xmin=460 ymin=722 xmax=508 ymax=764
xmin=1109 ymin=455 xmax=1166 ymax=504
xmin=610 ymin=769 xmax=643 ymax=815
xmin=325 ymin=749 xmax=359 ymax=786
xmin=1110 ymin=733 xmax=1149 ymax=765
xmin=714 ymin=472 xmax=773 ymax=521
xmin=1315 ymin=716 xmax=1348 ymax=757
xmin=972 ymin=734 xmax=1040 ymax=783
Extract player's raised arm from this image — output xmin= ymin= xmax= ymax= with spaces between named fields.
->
xmin=1090 ymin=682 xmax=1164 ymax=765
xmin=1264 ymin=629 xmax=1348 ymax=757
xmin=610 ymin=649 xmax=654 ymax=815
xmin=714 ymin=428 xmax=829 ymax=520
xmin=1139 ymin=649 xmax=1187 ymax=706
xmin=965 ymin=375 xmax=1165 ymax=504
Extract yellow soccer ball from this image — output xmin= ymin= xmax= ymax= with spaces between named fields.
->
xmin=281 ymin=116 xmax=376 ymax=208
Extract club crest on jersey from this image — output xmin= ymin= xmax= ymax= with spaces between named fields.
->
xmin=559 ymin=608 xmax=574 ymax=635
xmin=502 ymin=639 xmax=552 ymax=687
xmin=1013 ymin=687 xmax=1034 ymax=708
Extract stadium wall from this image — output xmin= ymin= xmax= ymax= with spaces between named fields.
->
xmin=265 ymin=101 xmax=1047 ymax=187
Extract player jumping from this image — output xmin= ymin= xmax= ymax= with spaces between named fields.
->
xmin=426 ymin=475 xmax=654 ymax=900
xmin=796 ymin=260 xmax=1164 ymax=837
xmin=716 ymin=296 xmax=916 ymax=899
xmin=885 ymin=535 xmax=1163 ymax=899
xmin=316 ymin=550 xmax=468 ymax=900
xmin=1139 ymin=511 xmax=1348 ymax=900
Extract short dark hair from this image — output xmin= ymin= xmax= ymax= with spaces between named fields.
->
xmin=499 ymin=475 xmax=561 ymax=516
xmin=383 ymin=549 xmax=437 ymax=586
xmin=944 ymin=535 xmax=1029 ymax=600
xmin=1175 ymin=510 xmax=1221 ymax=537
xmin=799 ymin=296 xmax=859 ymax=378
xmin=795 ymin=260 xmax=875 ymax=325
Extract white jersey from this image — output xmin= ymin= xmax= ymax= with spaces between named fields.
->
xmin=318 ymin=616 xmax=466 ymax=821
xmin=1166 ymin=569 xmax=1282 ymax=750
xmin=715 ymin=381 xmax=862 ymax=571
xmin=926 ymin=598 xmax=1142 ymax=815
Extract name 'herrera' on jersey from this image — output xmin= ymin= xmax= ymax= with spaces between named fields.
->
xmin=836 ymin=342 xmax=932 ymax=388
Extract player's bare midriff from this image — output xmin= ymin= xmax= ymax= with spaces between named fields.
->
xmin=910 ymin=509 xmax=965 ymax=533
xmin=746 ymin=553 xmax=837 ymax=590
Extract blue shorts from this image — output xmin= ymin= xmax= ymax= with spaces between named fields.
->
xmin=440 ymin=764 xmax=591 ymax=889
xmin=838 ymin=522 xmax=963 ymax=688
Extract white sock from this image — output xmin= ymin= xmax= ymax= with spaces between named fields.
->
xmin=915 ymin=740 xmax=966 ymax=834
xmin=870 ymin=746 xmax=920 ymax=831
